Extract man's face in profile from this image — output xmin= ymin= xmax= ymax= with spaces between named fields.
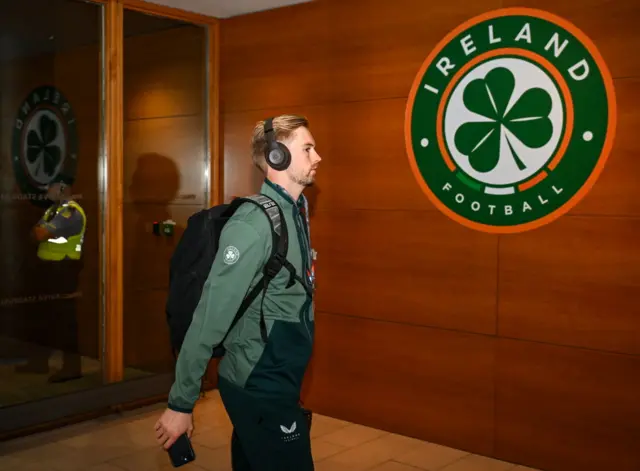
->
xmin=284 ymin=126 xmax=321 ymax=187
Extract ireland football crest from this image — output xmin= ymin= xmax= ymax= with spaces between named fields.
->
xmin=405 ymin=8 xmax=616 ymax=233
xmin=11 ymin=85 xmax=78 ymax=207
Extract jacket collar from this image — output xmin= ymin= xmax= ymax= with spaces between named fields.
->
xmin=261 ymin=178 xmax=305 ymax=209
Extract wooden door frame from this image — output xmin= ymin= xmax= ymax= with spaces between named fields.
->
xmin=101 ymin=0 xmax=221 ymax=383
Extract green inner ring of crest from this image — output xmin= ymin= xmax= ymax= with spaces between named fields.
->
xmin=409 ymin=14 xmax=611 ymax=227
xmin=441 ymin=54 xmax=567 ymax=191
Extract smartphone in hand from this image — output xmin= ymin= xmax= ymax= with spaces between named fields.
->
xmin=168 ymin=433 xmax=196 ymax=468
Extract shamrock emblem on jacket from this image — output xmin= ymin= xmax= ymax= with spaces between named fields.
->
xmin=27 ymin=113 xmax=63 ymax=182
xmin=454 ymin=67 xmax=553 ymax=173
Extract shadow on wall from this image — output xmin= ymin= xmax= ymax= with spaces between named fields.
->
xmin=129 ymin=152 xmax=181 ymax=205
xmin=127 ymin=151 xmax=180 ymax=290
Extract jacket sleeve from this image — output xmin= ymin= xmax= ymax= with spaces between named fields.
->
xmin=167 ymin=217 xmax=268 ymax=413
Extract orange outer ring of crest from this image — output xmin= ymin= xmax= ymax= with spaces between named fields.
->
xmin=404 ymin=7 xmax=617 ymax=234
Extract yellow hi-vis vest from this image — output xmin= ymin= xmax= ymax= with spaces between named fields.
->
xmin=37 ymin=200 xmax=87 ymax=262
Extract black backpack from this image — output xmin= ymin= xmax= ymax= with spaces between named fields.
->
xmin=165 ymin=194 xmax=297 ymax=358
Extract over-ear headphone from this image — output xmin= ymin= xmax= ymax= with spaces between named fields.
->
xmin=264 ymin=117 xmax=291 ymax=171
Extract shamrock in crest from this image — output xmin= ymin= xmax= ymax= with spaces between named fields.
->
xmin=454 ymin=67 xmax=553 ymax=173
xmin=26 ymin=113 xmax=62 ymax=182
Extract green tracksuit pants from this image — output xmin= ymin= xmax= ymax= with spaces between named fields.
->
xmin=218 ymin=376 xmax=314 ymax=471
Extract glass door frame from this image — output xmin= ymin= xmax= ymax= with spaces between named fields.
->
xmin=0 ymin=0 xmax=221 ymax=439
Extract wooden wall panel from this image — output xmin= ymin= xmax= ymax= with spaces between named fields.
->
xmin=223 ymin=100 xmax=434 ymax=211
xmin=222 ymin=111 xmax=263 ymax=202
xmin=123 ymin=26 xmax=205 ymax=120
xmin=501 ymin=0 xmax=640 ymax=78
xmin=303 ymin=312 xmax=496 ymax=456
xmin=498 ymin=215 xmax=640 ymax=355
xmin=220 ymin=1 xmax=332 ymax=113
xmin=51 ymin=45 xmax=102 ymax=123
xmin=221 ymin=0 xmax=504 ymax=113
xmin=220 ymin=1 xmax=640 ymax=470
xmin=123 ymin=203 xmax=201 ymax=291
xmin=123 ymin=116 xmax=206 ymax=205
xmin=312 ymin=210 xmax=498 ymax=334
xmin=495 ymin=339 xmax=640 ymax=471
xmin=122 ymin=22 xmax=208 ymax=373
xmin=122 ymin=202 xmax=201 ymax=371
xmin=322 ymin=0 xmax=502 ymax=104
xmin=568 ymin=78 xmax=640 ymax=217
xmin=124 ymin=289 xmax=174 ymax=372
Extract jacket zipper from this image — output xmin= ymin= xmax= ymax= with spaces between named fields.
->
xmin=293 ymin=207 xmax=313 ymax=341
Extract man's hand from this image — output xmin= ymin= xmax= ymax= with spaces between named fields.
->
xmin=32 ymin=225 xmax=51 ymax=242
xmin=154 ymin=408 xmax=194 ymax=450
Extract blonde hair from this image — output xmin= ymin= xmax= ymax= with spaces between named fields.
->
xmin=251 ymin=114 xmax=309 ymax=173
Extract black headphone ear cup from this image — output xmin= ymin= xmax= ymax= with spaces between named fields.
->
xmin=277 ymin=142 xmax=291 ymax=169
xmin=267 ymin=142 xmax=291 ymax=171
xmin=262 ymin=116 xmax=291 ymax=171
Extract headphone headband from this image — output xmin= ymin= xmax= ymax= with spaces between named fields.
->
xmin=264 ymin=117 xmax=275 ymax=136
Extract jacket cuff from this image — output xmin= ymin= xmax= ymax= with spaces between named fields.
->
xmin=168 ymin=402 xmax=193 ymax=414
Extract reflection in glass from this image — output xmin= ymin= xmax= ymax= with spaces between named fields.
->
xmin=0 ymin=0 xmax=103 ymax=407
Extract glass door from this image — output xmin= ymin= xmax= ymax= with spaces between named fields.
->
xmin=0 ymin=0 xmax=215 ymax=438
xmin=0 ymin=0 xmax=106 ymax=434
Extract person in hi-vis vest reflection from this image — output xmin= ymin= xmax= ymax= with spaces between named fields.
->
xmin=27 ymin=177 xmax=86 ymax=383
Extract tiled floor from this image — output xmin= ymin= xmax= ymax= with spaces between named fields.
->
xmin=0 ymin=390 xmax=542 ymax=471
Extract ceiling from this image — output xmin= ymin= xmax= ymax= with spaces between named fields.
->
xmin=143 ymin=0 xmax=312 ymax=18
xmin=0 ymin=1 xmax=193 ymax=64
xmin=0 ymin=0 xmax=311 ymax=64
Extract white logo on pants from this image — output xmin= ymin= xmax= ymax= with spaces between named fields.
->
xmin=280 ymin=421 xmax=296 ymax=434
xmin=280 ymin=421 xmax=300 ymax=442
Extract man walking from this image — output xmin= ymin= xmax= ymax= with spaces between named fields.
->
xmin=155 ymin=115 xmax=321 ymax=471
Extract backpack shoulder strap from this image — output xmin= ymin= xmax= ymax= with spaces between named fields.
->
xmin=224 ymin=194 xmax=289 ymax=272
xmin=224 ymin=194 xmax=285 ymax=250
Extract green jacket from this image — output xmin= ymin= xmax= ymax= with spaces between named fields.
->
xmin=168 ymin=179 xmax=315 ymax=412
